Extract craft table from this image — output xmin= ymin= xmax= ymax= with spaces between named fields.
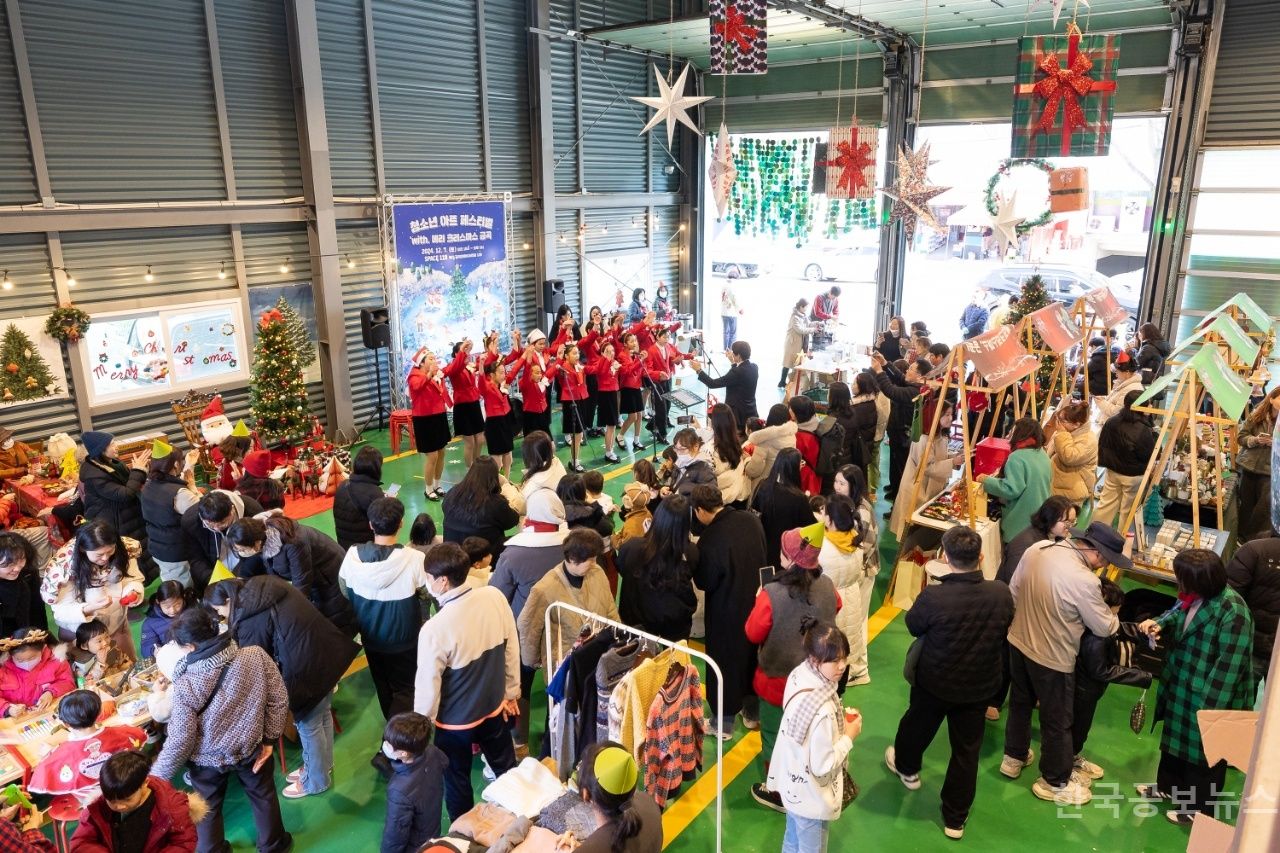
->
xmin=911 ymin=492 xmax=1003 ymax=581
xmin=3 ymin=478 xmax=70 ymax=518
xmin=0 ymin=689 xmax=154 ymax=773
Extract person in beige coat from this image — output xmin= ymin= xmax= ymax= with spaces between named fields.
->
xmin=515 ymin=529 xmax=619 ymax=680
xmin=743 ymin=405 xmax=798 ymax=496
xmin=889 ymin=401 xmax=962 ymax=540
xmin=780 ymin=299 xmax=818 ymax=388
xmin=1047 ymin=401 xmax=1099 ymax=509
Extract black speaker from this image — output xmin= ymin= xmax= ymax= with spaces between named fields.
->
xmin=542 ymin=279 xmax=565 ymax=314
xmin=360 ymin=306 xmax=391 ymax=350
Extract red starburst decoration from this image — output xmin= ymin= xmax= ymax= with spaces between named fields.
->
xmin=713 ymin=3 xmax=759 ymax=55
xmin=818 ymin=135 xmax=874 ymax=197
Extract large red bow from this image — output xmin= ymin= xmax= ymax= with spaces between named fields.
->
xmin=1020 ymin=32 xmax=1116 ymax=155
xmin=259 ymin=309 xmax=284 ymax=329
xmin=818 ymin=136 xmax=874 ymax=197
xmin=713 ymin=3 xmax=758 ymax=56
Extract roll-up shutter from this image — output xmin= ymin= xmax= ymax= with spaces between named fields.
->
xmin=0 ymin=6 xmax=37 ymax=205
xmin=579 ymin=47 xmax=650 ymax=193
xmin=373 ymin=0 xmax=484 ymax=193
xmin=724 ymin=57 xmax=883 ymax=133
xmin=19 ymin=0 xmax=224 ymax=202
xmin=556 ymin=209 xmax=582 ymax=319
xmin=213 ymin=0 xmax=304 ymax=199
xmin=511 ymin=214 xmax=538 ymax=333
xmin=239 ymin=223 xmax=327 ymax=424
xmin=1203 ymin=0 xmax=1280 ymax=145
xmin=59 ymin=228 xmax=234 ymax=310
xmin=484 ymin=0 xmax=533 ymax=195
xmin=0 ymin=236 xmax=78 ymax=442
xmin=337 ymin=220 xmax=386 ymax=424
xmin=549 ymin=0 xmax=580 ymax=194
xmin=652 ymin=206 xmax=683 ymax=307
xmin=317 ymin=0 xmax=377 ymax=197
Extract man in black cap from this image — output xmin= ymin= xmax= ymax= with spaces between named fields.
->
xmin=999 ymin=521 xmax=1125 ymax=807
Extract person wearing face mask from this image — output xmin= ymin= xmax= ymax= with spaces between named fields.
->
xmin=179 ymin=490 xmax=265 ymax=595
xmin=0 ymin=628 xmax=74 ymax=718
xmin=379 ymin=712 xmax=448 ymax=853
xmin=40 ymin=520 xmax=145 ymax=655
xmin=665 ymin=429 xmax=717 ymax=500
xmin=0 ymin=426 xmax=34 ymax=479
xmin=414 ymin=542 xmax=520 ymax=821
xmin=69 ymin=749 xmax=204 ymax=853
xmin=78 ymin=430 xmax=157 ymax=583
xmin=0 ymin=533 xmax=48 ymax=636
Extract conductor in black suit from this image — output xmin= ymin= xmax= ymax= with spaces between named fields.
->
xmin=691 ymin=340 xmax=759 ymax=434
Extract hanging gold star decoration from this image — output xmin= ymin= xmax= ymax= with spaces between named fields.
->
xmin=708 ymin=122 xmax=738 ymax=219
xmin=990 ymin=191 xmax=1025 ymax=257
xmin=882 ymin=143 xmax=950 ymax=243
xmin=633 ymin=64 xmax=714 ymax=147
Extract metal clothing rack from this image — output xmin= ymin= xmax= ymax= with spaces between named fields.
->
xmin=544 ymin=601 xmax=725 ymax=853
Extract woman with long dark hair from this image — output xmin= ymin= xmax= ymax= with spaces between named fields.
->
xmin=0 ymin=532 xmax=49 ymax=636
xmin=877 ymin=315 xmax=908 ymax=362
xmin=589 ymin=339 xmax=623 ymax=463
xmin=40 ymin=520 xmax=145 ymax=654
xmin=831 ymin=464 xmax=879 ymax=683
xmin=556 ymin=474 xmax=614 ymax=539
xmin=616 ymin=333 xmax=648 ymax=452
xmin=743 ymin=403 xmax=798 ymax=497
xmin=752 ymin=448 xmax=817 ymax=567
xmin=833 ymin=376 xmax=879 ymax=472
xmin=520 ymin=430 xmax=567 ymax=500
xmin=579 ymin=305 xmax=607 ymax=439
xmin=574 ymin=741 xmax=663 ymax=851
xmin=780 ymin=299 xmax=816 ymax=388
xmin=626 ymin=288 xmax=648 ymax=325
xmin=704 ymin=403 xmax=747 ymax=505
xmin=407 ymin=347 xmax=452 ymax=501
xmin=478 ymin=331 xmax=519 ymax=480
xmin=1134 ymin=321 xmax=1172 ymax=386
xmin=616 ymin=495 xmax=698 ymax=641
xmin=441 ymin=456 xmax=521 ymax=559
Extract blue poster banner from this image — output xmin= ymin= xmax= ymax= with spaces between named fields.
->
xmin=391 ymin=200 xmax=509 ymax=388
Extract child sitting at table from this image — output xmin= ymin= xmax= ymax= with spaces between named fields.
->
xmin=68 ymin=750 xmax=202 ymax=851
xmin=73 ymin=620 xmax=134 ymax=687
xmin=27 ymin=690 xmax=148 ymax=806
xmin=140 ymin=581 xmax=195 ymax=660
xmin=0 ymin=628 xmax=74 ymax=718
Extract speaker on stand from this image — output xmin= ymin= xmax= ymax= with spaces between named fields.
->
xmin=356 ymin=307 xmax=392 ymax=439
xmin=543 ymin=278 xmax=566 ymax=334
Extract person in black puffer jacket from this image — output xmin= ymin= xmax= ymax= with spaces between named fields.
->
xmin=225 ymin=512 xmax=359 ymax=638
xmin=79 ymin=431 xmax=157 ymax=582
xmin=332 ymin=446 xmax=386 ymax=551
xmin=888 ymin=526 xmax=1014 ymax=836
xmin=1134 ymin=322 xmax=1172 ymax=387
xmin=556 ymin=474 xmax=614 ymax=539
xmin=140 ymin=442 xmax=203 ymax=590
xmin=1095 ymin=391 xmax=1157 ymax=531
xmin=206 ymin=576 xmax=358 ymax=799
xmin=441 ymin=456 xmax=521 ymax=560
xmin=1227 ymin=534 xmax=1280 ymax=682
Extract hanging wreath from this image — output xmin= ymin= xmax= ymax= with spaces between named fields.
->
xmin=984 ymin=158 xmax=1055 ymax=234
xmin=44 ymin=305 xmax=92 ymax=344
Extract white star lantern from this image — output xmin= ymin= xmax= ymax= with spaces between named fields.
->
xmin=708 ymin=123 xmax=737 ymax=219
xmin=1033 ymin=0 xmax=1088 ymax=27
xmin=991 ymin=192 xmax=1025 ymax=257
xmin=633 ymin=64 xmax=713 ymax=147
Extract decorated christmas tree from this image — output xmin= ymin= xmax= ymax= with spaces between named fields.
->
xmin=1006 ymin=274 xmax=1058 ymax=396
xmin=274 ymin=296 xmax=316 ymax=369
xmin=445 ymin=265 xmax=469 ymax=321
xmin=0 ymin=324 xmax=58 ymax=403
xmin=249 ymin=309 xmax=310 ymax=444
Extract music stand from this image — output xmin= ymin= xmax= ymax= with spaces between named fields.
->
xmin=663 ymin=386 xmax=705 ymax=427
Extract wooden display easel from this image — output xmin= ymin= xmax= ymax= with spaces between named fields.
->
xmin=1072 ymin=298 xmax=1116 ymax=400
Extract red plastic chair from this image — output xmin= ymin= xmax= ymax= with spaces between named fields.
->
xmin=48 ymin=794 xmax=82 ymax=853
xmin=389 ymin=409 xmax=416 ymax=455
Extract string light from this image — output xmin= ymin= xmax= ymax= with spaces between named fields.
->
xmin=144 ymin=266 xmax=154 ymax=282
xmin=601 ymin=226 xmax=609 ymax=235
xmin=279 ymin=258 xmax=291 ymax=274
xmin=345 ymin=254 xmax=355 ymax=268
xmin=559 ymin=234 xmax=566 ymax=244
xmin=218 ymin=262 xmax=228 ymax=280
xmin=64 ymin=269 xmax=76 ymax=287
xmin=521 ymin=242 xmax=531 ymax=250
xmin=0 ymin=271 xmax=10 ymax=291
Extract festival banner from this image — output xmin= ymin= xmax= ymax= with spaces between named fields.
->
xmin=391 ymin=201 xmax=510 ymax=389
xmin=965 ymin=324 xmax=1040 ymax=390
xmin=1028 ymin=303 xmax=1084 ymax=354
xmin=1081 ymin=286 xmax=1128 ymax=329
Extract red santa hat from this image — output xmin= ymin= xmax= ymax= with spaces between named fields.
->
xmin=201 ymin=397 xmax=225 ymax=422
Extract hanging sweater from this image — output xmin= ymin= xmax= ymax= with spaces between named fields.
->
xmin=641 ymin=664 xmax=705 ymax=807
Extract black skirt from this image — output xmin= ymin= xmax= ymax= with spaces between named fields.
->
xmin=562 ymin=401 xmax=588 ymax=435
xmin=596 ymin=389 xmax=620 ymax=426
xmin=413 ymin=413 xmax=451 ymax=453
xmin=522 ymin=408 xmax=551 ymax=437
xmin=452 ymin=400 xmax=485 ymax=436
xmin=484 ymin=411 xmax=516 ymax=455
xmin=620 ymin=387 xmax=644 ymax=414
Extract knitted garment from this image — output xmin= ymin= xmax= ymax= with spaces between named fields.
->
xmin=596 ymin=642 xmax=644 ymax=743
xmin=640 ymin=664 xmax=705 ymax=807
xmin=608 ymin=650 xmax=691 ymax=760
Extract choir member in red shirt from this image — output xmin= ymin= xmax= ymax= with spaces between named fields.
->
xmin=588 ymin=339 xmax=623 ymax=464
xmin=617 ymin=333 xmax=648 ymax=453
xmin=443 ymin=338 xmax=485 ymax=468
xmin=557 ymin=343 xmax=590 ymax=473
xmin=407 ymin=348 xmax=453 ymax=501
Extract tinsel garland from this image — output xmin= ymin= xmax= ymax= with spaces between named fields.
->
xmin=727 ymin=137 xmax=816 ymax=245
xmin=984 ymin=158 xmax=1055 ymax=235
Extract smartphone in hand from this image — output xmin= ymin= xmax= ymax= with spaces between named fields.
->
xmin=385 ymin=483 xmax=402 ymax=497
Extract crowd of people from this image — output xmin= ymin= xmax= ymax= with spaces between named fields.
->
xmin=0 ymin=294 xmax=1271 ymax=852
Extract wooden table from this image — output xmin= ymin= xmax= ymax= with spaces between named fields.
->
xmin=911 ymin=493 xmax=1003 ymax=581
xmin=0 ymin=689 xmax=155 ymax=775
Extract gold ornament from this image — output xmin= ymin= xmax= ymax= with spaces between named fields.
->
xmin=2 ymin=388 xmax=12 ymax=401
xmin=881 ymin=143 xmax=950 ymax=244
xmin=24 ymin=376 xmax=37 ymax=389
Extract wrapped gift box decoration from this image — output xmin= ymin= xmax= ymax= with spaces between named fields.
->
xmin=1011 ymin=27 xmax=1120 ymax=158
xmin=1049 ymin=167 xmax=1090 ymax=212
xmin=974 ymin=436 xmax=1011 ymax=477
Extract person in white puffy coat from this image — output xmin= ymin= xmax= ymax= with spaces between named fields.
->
xmin=742 ymin=405 xmax=798 ymax=497
xmin=832 ymin=466 xmax=880 ymax=683
xmin=698 ymin=404 xmax=751 ymax=505
xmin=768 ymin=622 xmax=862 ymax=853
xmin=818 ymin=490 xmax=877 ymax=687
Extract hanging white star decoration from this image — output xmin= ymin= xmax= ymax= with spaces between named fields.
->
xmin=1032 ymin=0 xmax=1089 ymax=28
xmin=990 ymin=191 xmax=1025 ymax=257
xmin=708 ymin=122 xmax=737 ymax=219
xmin=633 ymin=64 xmax=714 ymax=147
xmin=881 ymin=143 xmax=950 ymax=244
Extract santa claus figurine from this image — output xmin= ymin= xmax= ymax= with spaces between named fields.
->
xmin=202 ymin=397 xmax=254 ymax=490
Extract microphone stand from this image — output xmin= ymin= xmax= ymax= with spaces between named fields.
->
xmin=566 ymin=362 xmax=601 ymax=465
xmin=635 ymin=346 xmax=662 ymax=467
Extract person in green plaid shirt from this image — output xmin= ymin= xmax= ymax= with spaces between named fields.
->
xmin=1138 ymin=548 xmax=1256 ymax=826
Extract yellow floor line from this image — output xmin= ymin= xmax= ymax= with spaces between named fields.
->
xmin=661 ymin=599 xmax=902 ymax=847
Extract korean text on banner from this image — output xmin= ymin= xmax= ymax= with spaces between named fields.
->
xmin=965 ymin=325 xmax=1040 ymax=390
xmin=1029 ymin=303 xmax=1084 ymax=354
xmin=1081 ymin=287 xmax=1129 ymax=329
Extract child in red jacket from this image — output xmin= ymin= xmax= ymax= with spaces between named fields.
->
xmin=588 ymin=340 xmax=623 ymax=464
xmin=69 ymin=750 xmax=203 ymax=852
xmin=0 ymin=628 xmax=74 ymax=718
xmin=788 ymin=395 xmax=823 ymax=496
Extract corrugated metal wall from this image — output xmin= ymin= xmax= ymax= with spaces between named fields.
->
xmin=214 ymin=0 xmax=304 ymax=199
xmin=1204 ymin=0 xmax=1280 ymax=145
xmin=510 ymin=214 xmax=538 ymax=332
xmin=549 ymin=0 xmax=581 ymax=194
xmin=19 ymin=0 xmax=225 ymax=201
xmin=556 ymin=208 xmax=583 ymax=323
xmin=60 ymin=228 xmax=234 ymax=309
xmin=484 ymin=0 xmax=533 ymax=195
xmin=317 ymin=0 xmax=378 ymax=197
xmin=336 ymin=220 xmax=387 ymax=424
xmin=0 ymin=6 xmax=36 ymax=205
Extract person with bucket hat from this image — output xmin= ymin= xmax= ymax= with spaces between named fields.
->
xmin=79 ymin=431 xmax=157 ymax=583
xmin=744 ymin=522 xmax=839 ymax=813
xmin=1000 ymin=521 xmax=1124 ymax=807
xmin=140 ymin=439 xmax=202 ymax=588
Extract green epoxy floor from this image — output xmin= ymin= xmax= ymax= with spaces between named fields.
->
xmin=82 ymin=421 xmax=1214 ymax=851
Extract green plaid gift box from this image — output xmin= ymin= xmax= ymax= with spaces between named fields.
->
xmin=1011 ymin=30 xmax=1121 ymax=158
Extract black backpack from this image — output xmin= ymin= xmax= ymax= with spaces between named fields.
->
xmin=813 ymin=416 xmax=849 ymax=477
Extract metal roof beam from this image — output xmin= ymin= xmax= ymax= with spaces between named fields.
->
xmin=766 ymin=0 xmax=911 ymax=47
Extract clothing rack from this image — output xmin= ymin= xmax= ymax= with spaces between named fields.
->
xmin=544 ymin=601 xmax=725 ymax=853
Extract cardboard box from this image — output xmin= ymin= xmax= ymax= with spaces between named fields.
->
xmin=1049 ymin=167 xmax=1090 ymax=213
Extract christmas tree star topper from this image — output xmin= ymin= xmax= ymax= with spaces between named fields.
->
xmin=632 ymin=64 xmax=713 ymax=147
